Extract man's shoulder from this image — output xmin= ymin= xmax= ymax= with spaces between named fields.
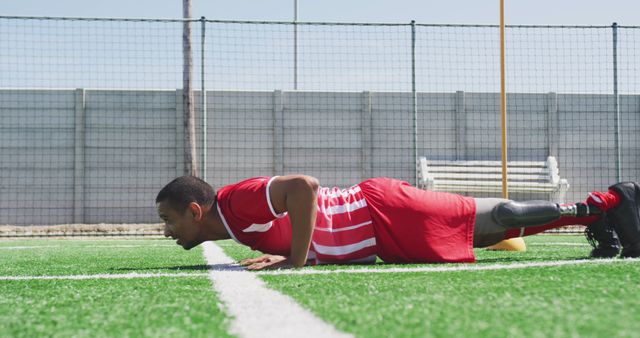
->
xmin=219 ymin=176 xmax=273 ymax=192
xmin=359 ymin=177 xmax=409 ymax=187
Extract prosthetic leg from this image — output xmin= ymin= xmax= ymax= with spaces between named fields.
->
xmin=492 ymin=200 xmax=621 ymax=258
xmin=492 ymin=200 xmax=597 ymax=226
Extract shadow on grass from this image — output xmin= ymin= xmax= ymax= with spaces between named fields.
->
xmin=110 ymin=255 xmax=595 ymax=273
xmin=112 ymin=263 xmax=245 ymax=272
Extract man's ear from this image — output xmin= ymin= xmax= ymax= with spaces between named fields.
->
xmin=188 ymin=202 xmax=204 ymax=221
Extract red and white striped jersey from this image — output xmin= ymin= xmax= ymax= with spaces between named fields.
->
xmin=310 ymin=185 xmax=377 ymax=264
xmin=216 ymin=176 xmax=377 ymax=264
xmin=216 ymin=176 xmax=476 ymax=265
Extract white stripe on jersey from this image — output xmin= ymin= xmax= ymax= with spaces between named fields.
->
xmin=243 ymin=222 xmax=273 ymax=233
xmin=313 ymin=237 xmax=376 ymax=256
xmin=325 ymin=186 xmax=362 ymax=198
xmin=266 ymin=176 xmax=287 ymax=219
xmin=217 ymin=203 xmax=241 ymax=244
xmin=315 ymin=221 xmax=372 ymax=233
xmin=324 ymin=198 xmax=368 ymax=215
xmin=266 ymin=176 xmax=279 ymax=217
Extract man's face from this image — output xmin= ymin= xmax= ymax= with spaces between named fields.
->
xmin=156 ymin=201 xmax=203 ymax=250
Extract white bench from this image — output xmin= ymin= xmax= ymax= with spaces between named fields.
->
xmin=417 ymin=156 xmax=570 ymax=203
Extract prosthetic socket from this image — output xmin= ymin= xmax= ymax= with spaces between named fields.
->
xmin=492 ymin=200 xmax=602 ymax=228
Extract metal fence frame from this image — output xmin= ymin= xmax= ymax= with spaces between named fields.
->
xmin=0 ymin=16 xmax=639 ymax=227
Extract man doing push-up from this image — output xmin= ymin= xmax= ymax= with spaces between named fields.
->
xmin=155 ymin=175 xmax=640 ymax=270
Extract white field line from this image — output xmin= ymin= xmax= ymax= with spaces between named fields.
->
xmin=201 ymin=241 xmax=353 ymax=338
xmin=1 ymin=257 xmax=638 ymax=282
xmin=255 ymin=257 xmax=640 ymax=276
xmin=0 ymin=239 xmax=165 ymax=243
xmin=0 ymin=272 xmax=206 ymax=281
xmin=0 ymin=244 xmax=175 ymax=250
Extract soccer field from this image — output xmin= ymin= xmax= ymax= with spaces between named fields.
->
xmin=1 ymin=236 xmax=639 ymax=338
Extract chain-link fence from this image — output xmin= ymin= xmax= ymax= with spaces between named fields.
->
xmin=0 ymin=16 xmax=638 ymax=226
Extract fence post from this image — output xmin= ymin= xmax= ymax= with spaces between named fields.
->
xmin=201 ymin=16 xmax=207 ymax=181
xmin=411 ymin=20 xmax=418 ymax=185
xmin=361 ymin=91 xmax=373 ymax=179
xmin=455 ymin=90 xmax=466 ymax=160
xmin=73 ymin=88 xmax=85 ymax=223
xmin=547 ymin=92 xmax=558 ymax=157
xmin=612 ymin=22 xmax=622 ymax=182
xmin=273 ymin=90 xmax=285 ymax=175
xmin=175 ymin=89 xmax=185 ymax=177
xmin=293 ymin=1 xmax=298 ymax=90
xmin=183 ymin=5 xmax=198 ymax=176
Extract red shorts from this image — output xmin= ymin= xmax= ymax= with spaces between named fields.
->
xmin=358 ymin=178 xmax=476 ymax=263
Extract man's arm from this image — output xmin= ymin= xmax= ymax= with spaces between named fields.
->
xmin=268 ymin=175 xmax=319 ymax=268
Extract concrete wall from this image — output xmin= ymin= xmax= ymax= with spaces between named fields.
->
xmin=1 ymin=89 xmax=638 ymax=225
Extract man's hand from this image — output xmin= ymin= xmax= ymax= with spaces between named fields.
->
xmin=239 ymin=254 xmax=291 ymax=270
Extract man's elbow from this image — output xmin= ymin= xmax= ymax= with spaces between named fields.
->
xmin=291 ymin=175 xmax=319 ymax=194
xmin=303 ymin=175 xmax=320 ymax=192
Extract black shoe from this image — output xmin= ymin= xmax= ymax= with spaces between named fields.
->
xmin=608 ymin=182 xmax=640 ymax=258
xmin=584 ymin=214 xmax=621 ymax=258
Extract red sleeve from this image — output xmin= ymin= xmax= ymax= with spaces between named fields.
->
xmin=218 ymin=176 xmax=286 ymax=229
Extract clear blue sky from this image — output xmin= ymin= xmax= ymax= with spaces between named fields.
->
xmin=2 ymin=1 xmax=638 ymax=93
xmin=3 ymin=0 xmax=640 ymax=25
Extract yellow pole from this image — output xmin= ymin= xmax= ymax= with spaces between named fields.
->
xmin=488 ymin=0 xmax=526 ymax=252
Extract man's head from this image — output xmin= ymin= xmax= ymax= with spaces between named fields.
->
xmin=155 ymin=176 xmax=216 ymax=250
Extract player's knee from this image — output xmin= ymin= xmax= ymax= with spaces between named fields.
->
xmin=492 ymin=200 xmax=561 ymax=228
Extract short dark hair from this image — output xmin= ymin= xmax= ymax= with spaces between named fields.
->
xmin=156 ymin=176 xmax=216 ymax=212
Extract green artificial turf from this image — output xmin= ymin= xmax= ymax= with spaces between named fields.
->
xmin=250 ymin=235 xmax=640 ymax=337
xmin=261 ymin=262 xmax=640 ymax=337
xmin=0 ymin=239 xmax=231 ymax=338
xmin=0 ymin=277 xmax=232 ymax=338
xmin=0 ymin=239 xmax=207 ymax=276
xmin=2 ymin=236 xmax=639 ymax=338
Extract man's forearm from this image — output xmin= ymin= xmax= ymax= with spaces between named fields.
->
xmin=285 ymin=178 xmax=318 ymax=267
